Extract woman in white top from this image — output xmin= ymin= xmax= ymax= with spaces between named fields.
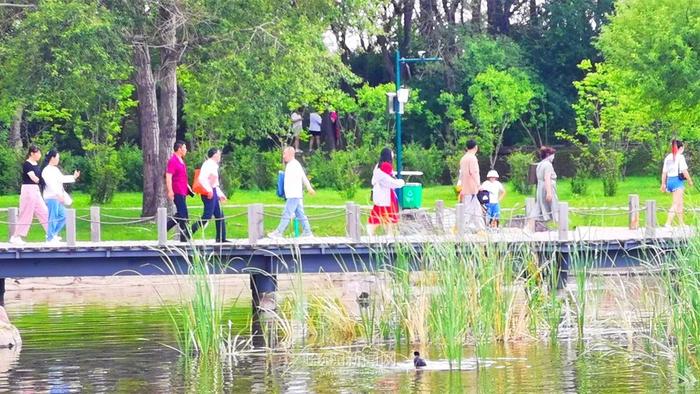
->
xmin=661 ymin=140 xmax=694 ymax=227
xmin=367 ymin=148 xmax=405 ymax=236
xmin=41 ymin=149 xmax=80 ymax=244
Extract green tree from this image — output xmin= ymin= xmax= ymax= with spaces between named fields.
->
xmin=0 ymin=0 xmax=134 ymax=150
xmin=596 ymin=0 xmax=700 ymax=136
xmin=468 ymin=67 xmax=537 ymax=168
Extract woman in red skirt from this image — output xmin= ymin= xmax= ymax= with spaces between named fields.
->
xmin=368 ymin=148 xmax=405 ymax=236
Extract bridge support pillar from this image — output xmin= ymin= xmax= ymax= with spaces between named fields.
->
xmin=250 ymin=273 xmax=278 ymax=348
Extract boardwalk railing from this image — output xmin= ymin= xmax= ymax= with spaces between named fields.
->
xmin=1 ymin=194 xmax=672 ymax=245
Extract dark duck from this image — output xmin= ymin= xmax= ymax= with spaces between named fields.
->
xmin=413 ymin=351 xmax=427 ymax=368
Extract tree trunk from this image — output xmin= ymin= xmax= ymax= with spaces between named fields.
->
xmin=158 ymin=3 xmax=179 ymax=211
xmin=486 ymin=0 xmax=509 ymax=35
xmin=134 ymin=42 xmax=162 ymax=218
xmin=471 ymin=0 xmax=481 ymax=31
xmin=9 ymin=105 xmax=22 ymax=149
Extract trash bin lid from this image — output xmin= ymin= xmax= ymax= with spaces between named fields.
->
xmin=405 ymin=182 xmax=422 ymax=187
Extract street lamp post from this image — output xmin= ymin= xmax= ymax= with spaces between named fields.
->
xmin=394 ymin=49 xmax=442 ymax=180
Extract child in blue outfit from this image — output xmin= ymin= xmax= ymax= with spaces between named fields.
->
xmin=480 ymin=170 xmax=506 ymax=228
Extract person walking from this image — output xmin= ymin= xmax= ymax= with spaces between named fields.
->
xmin=10 ymin=145 xmax=49 ymax=244
xmin=661 ymin=139 xmax=694 ymax=227
xmin=41 ymin=149 xmax=80 ymax=244
xmin=367 ymin=148 xmax=405 ymax=236
xmin=308 ymin=111 xmax=322 ymax=152
xmin=459 ymin=140 xmax=486 ymax=231
xmin=291 ymin=108 xmax=303 ymax=152
xmin=321 ymin=110 xmax=336 ymax=151
xmin=191 ymin=148 xmax=228 ymax=243
xmin=268 ymin=147 xmax=316 ymax=238
xmin=166 ymin=140 xmax=192 ymax=241
xmin=532 ymin=146 xmax=559 ymax=226
xmin=480 ymin=170 xmax=506 ymax=228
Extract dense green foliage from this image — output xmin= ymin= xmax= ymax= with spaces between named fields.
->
xmin=506 ymin=151 xmax=535 ymax=195
xmin=0 ymin=0 xmax=696 ymax=200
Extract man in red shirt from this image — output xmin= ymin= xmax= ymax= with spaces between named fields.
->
xmin=166 ymin=140 xmax=192 ymax=241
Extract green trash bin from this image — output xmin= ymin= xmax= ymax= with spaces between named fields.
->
xmin=401 ymin=182 xmax=423 ymax=209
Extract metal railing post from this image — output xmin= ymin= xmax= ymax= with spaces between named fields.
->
xmin=157 ymin=207 xmax=168 ymax=246
xmin=66 ymin=208 xmax=76 ymax=246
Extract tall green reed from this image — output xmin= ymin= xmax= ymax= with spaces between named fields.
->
xmin=158 ymin=246 xmax=227 ymax=359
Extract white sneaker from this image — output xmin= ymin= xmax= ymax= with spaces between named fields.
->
xmin=267 ymin=231 xmax=284 ymax=239
xmin=301 ymin=232 xmax=314 ymax=238
xmin=46 ymin=237 xmax=63 ymax=245
xmin=55 ymin=235 xmax=62 ymax=241
xmin=9 ymin=236 xmax=25 ymax=245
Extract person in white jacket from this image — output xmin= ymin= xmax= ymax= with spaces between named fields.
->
xmin=41 ymin=149 xmax=80 ymax=244
xmin=268 ymin=147 xmax=316 ymax=238
xmin=367 ymin=148 xmax=405 ymax=236
xmin=191 ymin=147 xmax=228 ymax=242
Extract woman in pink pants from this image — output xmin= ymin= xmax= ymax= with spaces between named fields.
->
xmin=10 ymin=145 xmax=48 ymax=245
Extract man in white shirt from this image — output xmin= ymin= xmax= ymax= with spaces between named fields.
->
xmin=191 ymin=147 xmax=228 ymax=242
xmin=308 ymin=111 xmax=322 ymax=152
xmin=268 ymin=147 xmax=316 ymax=238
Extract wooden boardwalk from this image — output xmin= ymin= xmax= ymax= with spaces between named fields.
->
xmin=0 ymin=226 xmax=692 ymax=252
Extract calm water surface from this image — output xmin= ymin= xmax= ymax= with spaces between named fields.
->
xmin=0 ymin=300 xmax=676 ymax=393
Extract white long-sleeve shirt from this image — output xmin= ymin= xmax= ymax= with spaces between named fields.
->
xmin=198 ymin=158 xmax=226 ymax=198
xmin=371 ymin=166 xmax=405 ymax=206
xmin=41 ymin=165 xmax=74 ymax=200
xmin=283 ymin=159 xmax=311 ymax=199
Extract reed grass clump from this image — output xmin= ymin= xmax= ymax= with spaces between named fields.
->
xmin=159 ymin=247 xmax=228 ymax=359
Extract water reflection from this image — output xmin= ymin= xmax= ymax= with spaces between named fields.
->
xmin=0 ymin=302 xmax=677 ymax=392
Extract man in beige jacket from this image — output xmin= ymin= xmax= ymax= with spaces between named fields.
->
xmin=459 ymin=139 xmax=486 ymax=231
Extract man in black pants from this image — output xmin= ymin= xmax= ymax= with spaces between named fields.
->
xmin=166 ymin=140 xmax=193 ymax=241
xmin=191 ymin=148 xmax=228 ymax=243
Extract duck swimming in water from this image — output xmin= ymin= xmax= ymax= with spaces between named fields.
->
xmin=413 ymin=351 xmax=426 ymax=368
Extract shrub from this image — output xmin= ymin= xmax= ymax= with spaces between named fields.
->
xmin=446 ymin=149 xmax=464 ymax=184
xmin=506 ymin=151 xmax=535 ymax=194
xmin=117 ymin=144 xmax=143 ymax=192
xmin=402 ymin=143 xmax=445 ymax=185
xmin=306 ymin=151 xmax=337 ymax=189
xmin=570 ymin=175 xmax=588 ymax=196
xmin=570 ymin=154 xmax=590 ymax=196
xmin=0 ymin=146 xmax=24 ymax=194
xmin=58 ymin=151 xmax=90 ymax=192
xmin=87 ymin=147 xmax=125 ymax=204
xmin=599 ymin=149 xmax=622 ymax=197
xmin=330 ymin=150 xmax=361 ymax=199
xmin=306 ymin=150 xmax=362 ymax=199
xmin=221 ymin=145 xmax=281 ymax=193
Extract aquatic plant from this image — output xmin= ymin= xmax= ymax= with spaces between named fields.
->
xmin=156 ymin=246 xmax=229 ymax=359
xmin=425 ymin=243 xmax=470 ymax=369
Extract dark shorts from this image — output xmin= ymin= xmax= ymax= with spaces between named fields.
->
xmin=309 ymin=130 xmax=321 ymax=137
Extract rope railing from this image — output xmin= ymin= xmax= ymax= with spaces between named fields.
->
xmin=0 ymin=195 xmax=683 ymax=246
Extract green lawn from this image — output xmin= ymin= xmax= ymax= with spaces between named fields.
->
xmin=0 ymin=176 xmax=693 ymax=242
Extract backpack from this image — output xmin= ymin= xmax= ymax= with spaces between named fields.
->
xmin=192 ymin=169 xmax=208 ymax=195
xmin=276 ymin=171 xmax=285 ymax=199
xmin=476 ymin=189 xmax=490 ymax=206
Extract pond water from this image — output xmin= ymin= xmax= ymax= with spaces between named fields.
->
xmin=0 ymin=277 xmax=679 ymax=393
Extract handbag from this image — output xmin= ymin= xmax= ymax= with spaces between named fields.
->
xmin=677 ymin=159 xmax=687 ymax=181
xmin=276 ymin=171 xmax=286 ymax=199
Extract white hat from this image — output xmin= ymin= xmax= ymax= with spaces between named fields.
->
xmin=487 ymin=170 xmax=499 ymax=179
